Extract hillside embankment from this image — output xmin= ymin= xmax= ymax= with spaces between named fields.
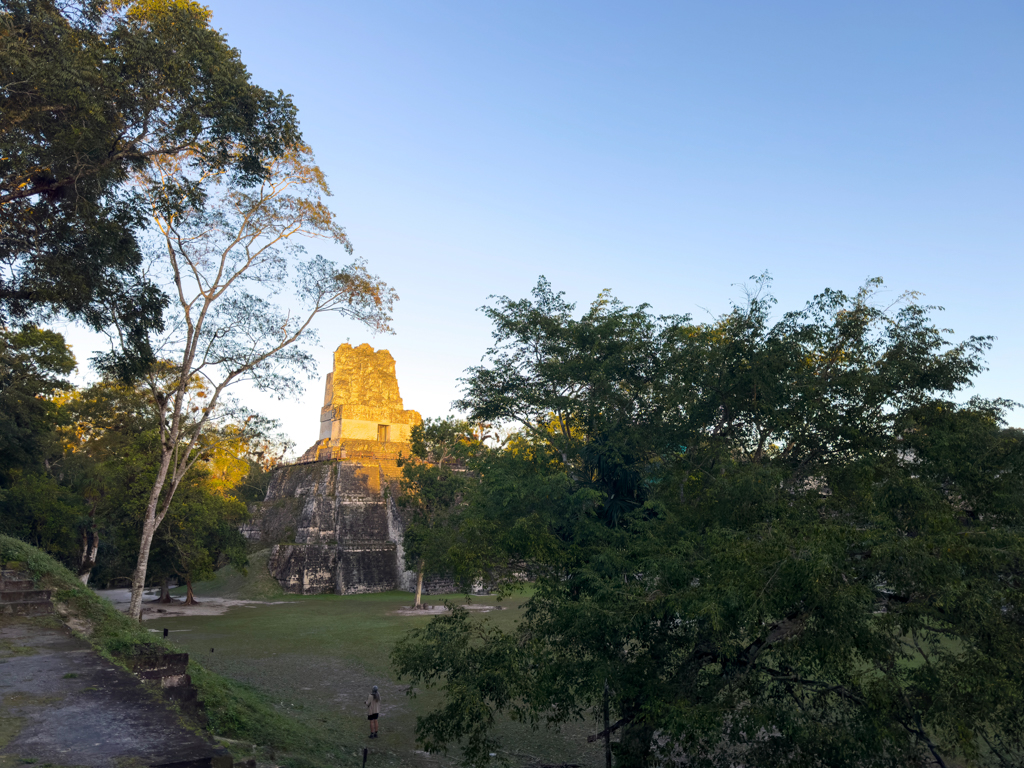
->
xmin=0 ymin=535 xmax=362 ymax=768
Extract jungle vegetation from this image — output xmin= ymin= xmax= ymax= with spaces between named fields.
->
xmin=392 ymin=276 xmax=1024 ymax=768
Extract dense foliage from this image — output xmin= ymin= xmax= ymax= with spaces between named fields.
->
xmin=392 ymin=277 xmax=1024 ymax=768
xmin=398 ymin=416 xmax=481 ymax=606
xmin=0 ymin=325 xmax=75 ymax=476
xmin=0 ymin=329 xmax=277 ymax=591
xmin=0 ymin=0 xmax=300 ymax=371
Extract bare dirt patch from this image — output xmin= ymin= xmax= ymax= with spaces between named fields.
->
xmin=393 ymin=603 xmax=508 ymax=616
xmin=94 ymin=588 xmax=289 ymax=620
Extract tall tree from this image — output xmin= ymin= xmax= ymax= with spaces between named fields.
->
xmin=392 ymin=277 xmax=1024 ymax=768
xmin=0 ymin=0 xmax=299 ymax=371
xmin=0 ymin=324 xmax=75 ymax=483
xmin=399 ymin=416 xmax=480 ymax=609
xmin=117 ymin=145 xmax=395 ymax=620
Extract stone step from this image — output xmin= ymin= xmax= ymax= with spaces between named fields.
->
xmin=0 ymin=589 xmax=52 ymax=603
xmin=0 ymin=570 xmax=32 ymax=582
xmin=0 ymin=579 xmax=34 ymax=590
xmin=129 ymin=653 xmax=190 ymax=680
xmin=1 ymin=600 xmax=53 ymax=616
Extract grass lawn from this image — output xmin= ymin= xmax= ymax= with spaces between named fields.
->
xmin=166 ymin=570 xmax=606 ymax=767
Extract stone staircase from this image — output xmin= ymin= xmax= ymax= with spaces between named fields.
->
xmin=0 ymin=565 xmax=53 ymax=617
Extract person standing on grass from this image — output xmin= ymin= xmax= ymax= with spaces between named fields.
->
xmin=366 ymin=685 xmax=381 ymax=738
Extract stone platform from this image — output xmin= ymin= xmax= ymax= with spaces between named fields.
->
xmin=251 ymin=460 xmax=412 ymax=595
xmin=0 ymin=619 xmax=231 ymax=767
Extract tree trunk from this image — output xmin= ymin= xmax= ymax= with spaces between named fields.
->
xmin=128 ymin=511 xmax=159 ymax=620
xmin=184 ymin=576 xmax=198 ymax=606
xmin=618 ymin=721 xmax=655 ymax=768
xmin=129 ymin=447 xmax=177 ymax=621
xmin=604 ymin=679 xmax=612 ymax=768
xmin=414 ymin=562 xmax=425 ymax=609
xmin=157 ymin=576 xmax=173 ymax=603
xmin=77 ymin=525 xmax=99 ymax=586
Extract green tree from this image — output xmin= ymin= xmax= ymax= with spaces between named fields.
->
xmin=399 ymin=417 xmax=479 ymax=608
xmin=54 ymin=377 xmax=168 ymax=583
xmin=0 ymin=0 xmax=300 ymax=370
xmin=0 ymin=471 xmax=88 ymax=565
xmin=54 ymin=376 xmax=281 ymax=588
xmin=116 ymin=145 xmax=395 ymax=621
xmin=392 ymin=277 xmax=1024 ymax=768
xmin=153 ymin=463 xmax=249 ymax=605
xmin=0 ymin=324 xmax=75 ymax=483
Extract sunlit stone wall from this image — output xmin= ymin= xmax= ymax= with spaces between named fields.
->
xmin=303 ymin=343 xmax=422 ymax=475
xmin=259 ymin=343 xmax=426 ymax=595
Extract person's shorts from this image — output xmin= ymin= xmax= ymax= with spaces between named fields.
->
xmin=367 ymin=713 xmax=378 ymax=720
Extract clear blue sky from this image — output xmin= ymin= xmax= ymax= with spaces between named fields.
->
xmin=67 ymin=1 xmax=1024 ymax=450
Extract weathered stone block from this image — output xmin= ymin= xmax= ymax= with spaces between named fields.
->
xmin=337 ymin=540 xmax=398 ymax=594
xmin=301 ymin=343 xmax=421 ymax=466
xmin=268 ymin=544 xmax=339 ymax=595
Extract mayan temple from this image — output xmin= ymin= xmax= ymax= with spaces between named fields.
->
xmin=299 ymin=342 xmax=422 ymax=487
xmin=244 ymin=343 xmax=454 ymax=596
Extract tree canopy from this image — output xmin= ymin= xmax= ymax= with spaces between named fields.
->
xmin=118 ymin=142 xmax=394 ymax=620
xmin=398 ymin=416 xmax=480 ymax=608
xmin=0 ymin=324 xmax=75 ymax=483
xmin=392 ymin=277 xmax=1024 ymax=768
xmin=0 ymin=365 xmax=279 ymax=589
xmin=0 ymin=0 xmax=300 ymax=370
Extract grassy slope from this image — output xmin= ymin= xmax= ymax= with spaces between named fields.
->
xmin=170 ymin=548 xmax=284 ymax=601
xmin=0 ymin=535 xmax=355 ymax=768
xmin=0 ymin=534 xmax=155 ymax=659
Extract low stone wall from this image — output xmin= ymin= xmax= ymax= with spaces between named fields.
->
xmin=421 ymin=575 xmax=458 ymax=595
xmin=124 ymin=650 xmax=204 ymax=723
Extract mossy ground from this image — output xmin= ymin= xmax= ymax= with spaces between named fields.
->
xmin=170 ymin=548 xmax=284 ymax=601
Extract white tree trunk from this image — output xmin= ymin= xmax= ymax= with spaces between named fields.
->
xmin=128 ymin=452 xmax=175 ymax=621
xmin=414 ymin=563 xmax=425 ymax=609
xmin=128 ymin=512 xmax=159 ymax=621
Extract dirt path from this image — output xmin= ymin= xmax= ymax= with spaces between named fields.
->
xmin=95 ymin=587 xmax=287 ymax=620
xmin=0 ymin=618 xmax=230 ymax=767
xmin=392 ymin=602 xmax=507 ymax=616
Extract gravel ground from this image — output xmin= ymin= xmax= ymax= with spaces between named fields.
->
xmin=94 ymin=586 xmax=288 ymax=620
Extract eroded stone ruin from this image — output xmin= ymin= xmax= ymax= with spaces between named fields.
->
xmin=301 ymin=342 xmax=421 ymax=473
xmin=245 ymin=344 xmax=454 ymax=595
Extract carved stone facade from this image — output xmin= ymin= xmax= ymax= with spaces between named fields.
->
xmin=249 ymin=343 xmax=444 ymax=595
xmin=251 ymin=460 xmax=407 ymax=594
xmin=300 ymin=343 xmax=421 ymax=488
